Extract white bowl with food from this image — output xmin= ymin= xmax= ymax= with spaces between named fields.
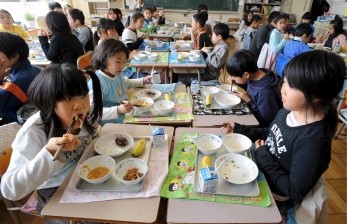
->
xmin=147 ymin=52 xmax=158 ymax=61
xmin=155 ymin=41 xmax=164 ymax=48
xmin=157 ymin=30 xmax=167 ymax=35
xmin=218 ymin=84 xmax=237 ymax=93
xmin=215 ymin=153 xmax=258 ymax=184
xmin=189 ymin=54 xmax=200 ymax=62
xmin=133 ymin=53 xmax=146 ymax=61
xmin=153 ymin=100 xmax=175 ymax=115
xmin=94 ymin=132 xmax=134 ymax=157
xmin=201 ymin=86 xmax=220 ymax=97
xmin=131 ymin=97 xmax=154 ymax=114
xmin=195 ymin=134 xmax=223 ymax=155
xmin=115 ymin=158 xmax=148 ymax=186
xmin=190 ymin=50 xmax=201 ymax=55
xmin=214 ymin=93 xmax=241 ymax=108
xmin=134 ymin=89 xmax=162 ymax=101
xmin=222 ymin=133 xmax=252 ymax=154
xmin=78 ymin=155 xmax=115 ymax=184
xmin=178 ymin=52 xmax=190 ymax=59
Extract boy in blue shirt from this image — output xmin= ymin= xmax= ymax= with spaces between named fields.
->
xmin=226 ymin=49 xmax=282 ymax=127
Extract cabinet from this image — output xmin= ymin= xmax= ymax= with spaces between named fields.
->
xmin=85 ymin=0 xmax=110 ymax=26
xmin=244 ymin=0 xmax=282 ymax=16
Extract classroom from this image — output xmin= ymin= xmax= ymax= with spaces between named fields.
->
xmin=0 ymin=0 xmax=346 ymax=223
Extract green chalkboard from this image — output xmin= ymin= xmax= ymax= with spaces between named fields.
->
xmin=141 ymin=0 xmax=239 ymax=11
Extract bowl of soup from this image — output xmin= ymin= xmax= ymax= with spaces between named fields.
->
xmin=131 ymin=97 xmax=154 ymax=114
xmin=78 ymin=155 xmax=115 ymax=184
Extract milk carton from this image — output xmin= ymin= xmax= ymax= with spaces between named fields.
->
xmin=152 ymin=127 xmax=165 ymax=148
xmin=199 ymin=167 xmax=218 ymax=193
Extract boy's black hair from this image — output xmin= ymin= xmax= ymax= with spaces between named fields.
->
xmin=45 ymin=11 xmax=71 ymax=35
xmin=273 ymin=13 xmax=290 ymax=24
xmin=114 ymin=8 xmax=122 ymax=20
xmin=92 ymin=39 xmax=130 ymax=70
xmin=294 ymin=23 xmax=312 ymax=37
xmin=27 ymin=64 xmax=103 ymax=138
xmin=192 ymin=12 xmax=208 ymax=28
xmin=0 ymin=32 xmax=29 ymax=62
xmin=48 ymin=1 xmax=62 ymax=10
xmin=250 ymin=14 xmax=262 ymax=24
xmin=212 ymin=23 xmax=229 ymax=40
xmin=69 ymin=9 xmax=85 ymax=25
xmin=283 ymin=50 xmax=345 ymax=136
xmin=197 ymin=3 xmax=208 ymax=13
xmin=301 ymin=11 xmax=314 ymax=24
xmin=93 ymin=18 xmax=115 ymax=46
xmin=268 ymin=11 xmax=281 ymax=24
xmin=329 ymin=15 xmax=344 ymax=39
xmin=226 ymin=49 xmax=258 ymax=77
xmin=143 ymin=7 xmax=153 ymax=13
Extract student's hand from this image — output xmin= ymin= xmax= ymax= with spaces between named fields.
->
xmin=129 ymin=50 xmax=138 ymax=60
xmin=38 ymin=28 xmax=51 ymax=37
xmin=140 ymin=33 xmax=148 ymax=40
xmin=227 ymin=76 xmax=233 ymax=84
xmin=201 ymin=46 xmax=213 ymax=53
xmin=221 ymin=122 xmax=234 ymax=134
xmin=233 ymin=90 xmax=251 ymax=104
xmin=143 ymin=75 xmax=152 ymax=84
xmin=46 ymin=134 xmax=81 ymax=154
xmin=0 ymin=58 xmax=10 ymax=80
xmin=283 ymin=33 xmax=290 ymax=40
xmin=255 ymin=139 xmax=265 ymax=150
xmin=159 ymin=11 xmax=164 ymax=17
xmin=118 ymin=101 xmax=133 ymax=114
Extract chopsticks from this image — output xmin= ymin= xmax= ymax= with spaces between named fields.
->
xmin=52 ymin=115 xmax=79 ymax=161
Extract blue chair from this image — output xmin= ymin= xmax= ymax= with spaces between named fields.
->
xmin=275 ymin=53 xmax=291 ymax=77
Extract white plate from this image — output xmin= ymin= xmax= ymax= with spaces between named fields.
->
xmin=134 ymin=89 xmax=162 ymax=101
xmin=201 ymin=86 xmax=220 ymax=96
xmin=94 ymin=132 xmax=134 ymax=157
xmin=214 ymin=93 xmax=241 ymax=108
xmin=215 ymin=153 xmax=259 ymax=185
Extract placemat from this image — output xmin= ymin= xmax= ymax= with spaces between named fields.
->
xmin=192 ymin=91 xmax=252 ymax=115
xmin=160 ymin=133 xmax=271 ymax=207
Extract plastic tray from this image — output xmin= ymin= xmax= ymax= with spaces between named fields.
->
xmin=194 ymin=146 xmax=260 ymax=197
xmin=76 ymin=137 xmax=152 ymax=192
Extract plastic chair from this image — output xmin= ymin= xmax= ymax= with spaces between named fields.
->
xmin=76 ymin=51 xmax=93 ymax=70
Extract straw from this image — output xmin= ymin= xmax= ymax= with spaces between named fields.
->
xmin=212 ymin=160 xmax=225 ymax=174
xmin=148 ymin=123 xmax=155 ymax=132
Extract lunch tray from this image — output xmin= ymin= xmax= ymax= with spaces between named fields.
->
xmin=194 ymin=146 xmax=260 ymax=197
xmin=192 ymin=91 xmax=251 ymax=115
xmin=76 ymin=137 xmax=152 ymax=192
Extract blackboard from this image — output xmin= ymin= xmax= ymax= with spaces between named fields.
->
xmin=140 ymin=0 xmax=239 ymax=11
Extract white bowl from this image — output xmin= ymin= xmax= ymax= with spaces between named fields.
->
xmin=153 ymin=100 xmax=175 ymax=115
xmin=94 ymin=132 xmax=134 ymax=157
xmin=190 ymin=50 xmax=201 ymax=54
xmin=178 ymin=52 xmax=190 ymax=59
xmin=131 ymin=97 xmax=154 ymax=114
xmin=195 ymin=134 xmax=222 ymax=155
xmin=157 ymin=30 xmax=168 ymax=35
xmin=134 ymin=89 xmax=162 ymax=101
xmin=189 ymin=54 xmax=200 ymax=62
xmin=78 ymin=155 xmax=115 ymax=184
xmin=218 ymin=84 xmax=237 ymax=93
xmin=133 ymin=53 xmax=146 ymax=61
xmin=215 ymin=153 xmax=258 ymax=184
xmin=114 ymin=158 xmax=148 ymax=186
xmin=147 ymin=52 xmax=158 ymax=61
xmin=201 ymin=86 xmax=220 ymax=96
xmin=222 ymin=133 xmax=252 ymax=154
xmin=214 ymin=93 xmax=241 ymax=108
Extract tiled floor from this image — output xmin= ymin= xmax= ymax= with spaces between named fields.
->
xmin=1 ymin=126 xmax=346 ymax=224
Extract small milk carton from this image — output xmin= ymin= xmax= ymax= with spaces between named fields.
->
xmin=199 ymin=167 xmax=218 ymax=193
xmin=152 ymin=127 xmax=165 ymax=148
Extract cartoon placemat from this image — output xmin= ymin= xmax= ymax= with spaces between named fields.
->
xmin=160 ymin=133 xmax=272 ymax=207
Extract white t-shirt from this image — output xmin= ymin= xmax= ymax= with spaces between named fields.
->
xmin=122 ymin=28 xmax=138 ymax=45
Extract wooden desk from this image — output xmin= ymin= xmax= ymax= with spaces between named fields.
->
xmin=130 ymin=52 xmax=169 ymax=82
xmin=168 ymin=52 xmax=206 ymax=83
xmin=167 ymin=127 xmax=282 ymax=224
xmin=41 ymin=123 xmax=174 ymax=223
xmin=193 ymin=114 xmax=259 ymax=127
